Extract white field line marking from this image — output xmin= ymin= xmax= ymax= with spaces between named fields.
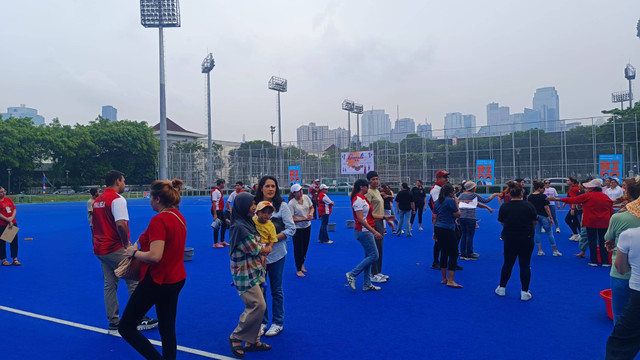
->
xmin=0 ymin=305 xmax=236 ymax=360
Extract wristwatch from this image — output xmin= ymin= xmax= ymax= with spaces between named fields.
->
xmin=130 ymin=249 xmax=137 ymax=259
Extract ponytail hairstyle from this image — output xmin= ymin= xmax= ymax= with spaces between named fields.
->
xmin=533 ymin=180 xmax=545 ymax=191
xmin=437 ymin=183 xmax=455 ymax=204
xmin=508 ymin=181 xmax=523 ymax=198
xmin=351 ymin=179 xmax=369 ymax=200
xmin=150 ymin=178 xmax=183 ymax=208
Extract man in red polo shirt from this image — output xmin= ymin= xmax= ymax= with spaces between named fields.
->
xmin=92 ymin=170 xmax=157 ymax=332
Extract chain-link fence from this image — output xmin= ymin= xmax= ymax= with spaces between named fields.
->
xmin=167 ymin=115 xmax=640 ymax=189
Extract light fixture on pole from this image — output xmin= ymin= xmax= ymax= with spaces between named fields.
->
xmin=268 ymin=76 xmax=287 ymax=181
xmin=140 ymin=0 xmax=181 ymax=180
xmin=353 ymin=103 xmax=363 ymax=151
xmin=270 ymin=125 xmax=276 ymax=145
xmin=202 ymin=52 xmax=215 ymax=187
xmin=7 ymin=168 xmax=11 ymax=195
xmin=625 ymin=63 xmax=635 ymax=109
xmin=341 ymin=100 xmax=354 ymax=151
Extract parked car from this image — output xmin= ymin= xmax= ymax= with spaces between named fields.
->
xmin=54 ymin=189 xmax=76 ymax=195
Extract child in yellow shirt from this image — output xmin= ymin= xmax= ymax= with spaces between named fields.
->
xmin=253 ymin=201 xmax=278 ymax=265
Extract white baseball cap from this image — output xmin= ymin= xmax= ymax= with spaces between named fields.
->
xmin=290 ymin=183 xmax=302 ymax=192
xmin=319 ymin=184 xmax=329 ymax=190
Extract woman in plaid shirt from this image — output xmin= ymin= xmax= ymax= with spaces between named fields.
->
xmin=228 ymin=192 xmax=273 ymax=357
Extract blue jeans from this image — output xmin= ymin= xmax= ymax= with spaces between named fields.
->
xmin=348 ymin=230 xmax=379 ymax=288
xmin=549 ymin=205 xmax=560 ymax=230
xmin=611 ymin=277 xmax=631 ymax=325
xmin=459 ymin=218 xmax=476 ymax=256
xmin=534 ymin=216 xmax=556 ymax=247
xmin=396 ymin=209 xmax=412 ymax=236
xmin=319 ymin=214 xmax=330 ymax=242
xmin=262 ymin=256 xmax=285 ymax=326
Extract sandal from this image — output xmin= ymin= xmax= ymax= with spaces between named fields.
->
xmin=12 ymin=259 xmax=21 ymax=266
xmin=228 ymin=338 xmax=244 ymax=358
xmin=244 ymin=342 xmax=272 ymax=352
xmin=1 ymin=259 xmax=10 ymax=266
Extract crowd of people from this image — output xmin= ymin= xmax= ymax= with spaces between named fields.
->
xmin=3 ymin=167 xmax=640 ymax=359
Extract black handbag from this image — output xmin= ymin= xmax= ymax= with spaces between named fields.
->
xmin=270 ymin=216 xmax=285 ymax=234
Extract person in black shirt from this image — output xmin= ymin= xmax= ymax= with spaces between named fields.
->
xmin=515 ymin=178 xmax=530 ymax=200
xmin=495 ymin=182 xmax=538 ymax=301
xmin=410 ymin=180 xmax=427 ymax=231
xmin=528 ymin=181 xmax=561 ymax=257
xmin=395 ymin=183 xmax=415 ymax=237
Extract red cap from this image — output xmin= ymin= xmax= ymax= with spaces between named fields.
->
xmin=435 ymin=170 xmax=450 ymax=178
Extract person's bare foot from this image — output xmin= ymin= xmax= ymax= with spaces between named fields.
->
xmin=441 ymin=279 xmax=448 ymax=284
xmin=447 ymin=281 xmax=463 ymax=288
xmin=301 ymin=265 xmax=307 ymax=273
xmin=574 ymin=252 xmax=586 ymax=258
xmin=296 ymin=271 xmax=306 ymax=277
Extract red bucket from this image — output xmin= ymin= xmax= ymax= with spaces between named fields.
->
xmin=599 ymin=289 xmax=614 ymax=321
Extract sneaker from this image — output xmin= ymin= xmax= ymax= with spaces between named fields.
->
xmin=603 ymin=264 xmax=612 ymax=268
xmin=401 ymin=230 xmax=405 ymax=234
xmin=108 ymin=322 xmax=119 ymax=331
xmin=495 ymin=286 xmax=506 ymax=296
xmin=213 ymin=242 xmax=224 ymax=248
xmin=541 ymin=228 xmax=546 ymax=233
xmin=431 ymin=261 xmax=440 ymax=270
xmin=588 ymin=263 xmax=598 ymax=267
xmin=574 ymin=235 xmax=581 ymax=242
xmin=470 ymin=253 xmax=480 ymax=259
xmin=320 ymin=240 xmax=334 ymax=244
xmin=259 ymin=323 xmax=267 ymax=337
xmin=537 ymin=250 xmax=545 ymax=256
xmin=419 ymin=226 xmax=424 ymax=231
xmin=460 ymin=256 xmax=471 ymax=261
xmin=346 ymin=273 xmax=356 ymax=290
xmin=137 ymin=317 xmax=159 ymax=331
xmin=569 ymin=234 xmax=577 ymax=241
xmin=370 ymin=274 xmax=387 ymax=283
xmin=553 ymin=250 xmax=563 ymax=257
xmin=363 ymin=284 xmax=381 ymax=291
xmin=378 ymin=273 xmax=390 ymax=280
xmin=406 ymin=234 xmax=412 ymax=237
xmin=556 ymin=228 xmax=561 ymax=233
xmin=264 ymin=324 xmax=283 ymax=337
xmin=520 ymin=291 xmax=532 ymax=301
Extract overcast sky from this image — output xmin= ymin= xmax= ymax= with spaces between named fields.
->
xmin=2 ymin=1 xmax=640 ymax=143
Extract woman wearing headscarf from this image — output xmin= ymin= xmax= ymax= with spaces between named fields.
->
xmin=228 ymin=192 xmax=272 ymax=358
xmin=604 ymin=178 xmax=640 ymax=324
xmin=255 ymin=176 xmax=295 ymax=337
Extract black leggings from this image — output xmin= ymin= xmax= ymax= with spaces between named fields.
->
xmin=0 ymin=224 xmax=18 ymax=259
xmin=587 ymin=227 xmax=609 ymax=265
xmin=500 ymin=232 xmax=534 ymax=291
xmin=564 ymin=210 xmax=580 ymax=234
xmin=119 ymin=274 xmax=185 ymax=360
xmin=213 ymin=209 xmax=228 ymax=243
xmin=435 ymin=227 xmax=458 ymax=271
xmin=410 ymin=205 xmax=424 ymax=225
xmin=292 ymin=226 xmax=311 ymax=271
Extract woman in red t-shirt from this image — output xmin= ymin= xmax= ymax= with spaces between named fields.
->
xmin=120 ymin=179 xmax=187 ymax=360
xmin=0 ymin=186 xmax=20 ymax=266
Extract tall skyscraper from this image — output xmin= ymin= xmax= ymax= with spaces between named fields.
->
xmin=486 ymin=102 xmax=511 ymax=135
xmin=391 ymin=117 xmax=415 ymax=142
xmin=102 ymin=105 xmax=118 ymax=122
xmin=445 ymin=113 xmax=476 ymax=138
xmin=296 ymin=122 xmax=330 ymax=153
xmin=1 ymin=104 xmax=45 ymax=125
xmin=533 ymin=87 xmax=559 ymax=132
xmin=417 ymin=122 xmax=433 ymax=139
xmin=361 ymin=109 xmax=391 ymax=145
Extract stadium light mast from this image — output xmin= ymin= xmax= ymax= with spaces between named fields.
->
xmin=342 ymin=100 xmax=355 ymax=151
xmin=140 ymin=0 xmax=181 ymax=180
xmin=202 ymin=52 xmax=215 ymax=187
xmin=625 ymin=63 xmax=636 ymax=109
xmin=268 ymin=76 xmax=287 ymax=181
xmin=353 ymin=103 xmax=363 ymax=151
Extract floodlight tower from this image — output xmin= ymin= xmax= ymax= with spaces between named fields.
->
xmin=353 ymin=103 xmax=363 ymax=150
xmin=270 ymin=125 xmax=276 ymax=145
xmin=268 ymin=76 xmax=287 ymax=180
xmin=140 ymin=0 xmax=181 ymax=180
xmin=625 ymin=63 xmax=636 ymax=109
xmin=202 ymin=52 xmax=215 ymax=187
xmin=342 ymin=100 xmax=355 ymax=151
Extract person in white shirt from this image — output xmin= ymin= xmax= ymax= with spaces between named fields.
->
xmin=605 ymin=178 xmax=624 ymax=202
xmin=606 ymin=226 xmax=640 ymax=358
xmin=543 ymin=181 xmax=561 ymax=233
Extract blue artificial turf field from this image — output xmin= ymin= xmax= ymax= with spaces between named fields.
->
xmin=0 ymin=195 xmax=619 ymax=359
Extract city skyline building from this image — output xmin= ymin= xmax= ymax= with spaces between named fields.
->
xmin=1 ymin=104 xmax=45 ymax=125
xmin=445 ymin=113 xmax=476 ymax=138
xmin=486 ymin=102 xmax=512 ymax=135
xmin=101 ymin=105 xmax=117 ymax=122
xmin=361 ymin=109 xmax=391 ymax=145
xmin=533 ymin=86 xmax=560 ymax=132
xmin=391 ymin=117 xmax=415 ymax=142
xmin=295 ymin=122 xmax=349 ymax=154
xmin=417 ymin=122 xmax=433 ymax=139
